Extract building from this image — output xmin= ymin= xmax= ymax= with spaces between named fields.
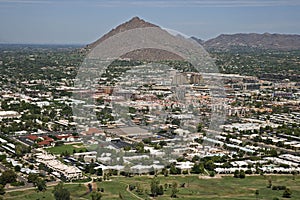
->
xmin=0 ymin=111 xmax=21 ymax=120
xmin=36 ymin=153 xmax=82 ymax=180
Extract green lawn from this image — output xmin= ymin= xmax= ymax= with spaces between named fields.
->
xmin=4 ymin=175 xmax=300 ymax=200
xmin=104 ymin=175 xmax=300 ymax=200
xmin=96 ymin=181 xmax=140 ymax=200
xmin=46 ymin=143 xmax=87 ymax=155
xmin=4 ymin=183 xmax=89 ymax=200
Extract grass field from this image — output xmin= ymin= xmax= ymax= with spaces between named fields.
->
xmin=3 ymin=175 xmax=300 ymax=200
xmin=46 ymin=143 xmax=87 ymax=155
xmin=4 ymin=183 xmax=90 ymax=200
xmin=112 ymin=175 xmax=300 ymax=200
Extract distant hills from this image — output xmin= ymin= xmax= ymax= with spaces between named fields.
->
xmin=196 ymin=33 xmax=300 ymax=51
xmin=87 ymin=17 xmax=300 ymax=54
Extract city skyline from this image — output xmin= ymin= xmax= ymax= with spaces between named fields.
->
xmin=0 ymin=0 xmax=300 ymax=44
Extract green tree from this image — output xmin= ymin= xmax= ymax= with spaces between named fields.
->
xmin=234 ymin=170 xmax=240 ymax=178
xmin=158 ymin=185 xmax=164 ymax=195
xmin=53 ymin=182 xmax=70 ymax=200
xmin=150 ymin=178 xmax=160 ymax=197
xmin=255 ymin=190 xmax=259 ymax=200
xmin=282 ymin=188 xmax=292 ymax=198
xmin=170 ymin=164 xmax=178 ymax=174
xmin=27 ymin=173 xmax=39 ymax=183
xmin=191 ymin=163 xmax=204 ymax=174
xmin=35 ymin=178 xmax=47 ymax=193
xmin=14 ymin=165 xmax=21 ymax=172
xmin=171 ymin=182 xmax=179 ymax=198
xmin=0 ymin=170 xmax=17 ymax=185
xmin=0 ymin=184 xmax=5 ymax=195
xmin=197 ymin=123 xmax=203 ymax=132
xmin=204 ymin=160 xmax=215 ymax=171
xmin=91 ymin=191 xmax=102 ymax=200
xmin=239 ymin=170 xmax=246 ymax=179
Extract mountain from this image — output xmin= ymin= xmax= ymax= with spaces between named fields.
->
xmin=86 ymin=17 xmax=183 ymax=61
xmin=199 ymin=33 xmax=300 ymax=51
xmin=87 ymin=17 xmax=158 ymax=50
xmin=88 ymin=17 xmax=300 ymax=55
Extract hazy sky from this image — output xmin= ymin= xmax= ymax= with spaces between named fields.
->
xmin=0 ymin=0 xmax=299 ymax=44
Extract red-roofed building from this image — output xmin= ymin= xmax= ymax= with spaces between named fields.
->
xmin=56 ymin=134 xmax=79 ymax=142
xmin=38 ymin=140 xmax=53 ymax=147
xmin=27 ymin=135 xmax=38 ymax=141
xmin=26 ymin=134 xmax=54 ymax=147
xmin=56 ymin=134 xmax=71 ymax=140
xmin=81 ymin=128 xmax=104 ymax=136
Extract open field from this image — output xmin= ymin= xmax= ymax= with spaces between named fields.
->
xmin=46 ymin=143 xmax=87 ymax=155
xmin=4 ymin=183 xmax=90 ymax=200
xmin=113 ymin=175 xmax=300 ymax=200
xmin=3 ymin=175 xmax=300 ymax=199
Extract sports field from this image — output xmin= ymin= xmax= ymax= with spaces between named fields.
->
xmin=46 ymin=143 xmax=87 ymax=155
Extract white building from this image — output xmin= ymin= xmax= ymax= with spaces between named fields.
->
xmin=36 ymin=153 xmax=82 ymax=180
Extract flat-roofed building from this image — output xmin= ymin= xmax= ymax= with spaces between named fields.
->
xmin=0 ymin=111 xmax=21 ymax=120
xmin=36 ymin=153 xmax=82 ymax=180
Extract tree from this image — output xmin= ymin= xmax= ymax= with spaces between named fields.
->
xmin=27 ymin=173 xmax=39 ymax=183
xmin=0 ymin=155 xmax=6 ymax=162
xmin=197 ymin=123 xmax=203 ymax=132
xmin=0 ymin=184 xmax=5 ymax=195
xmin=91 ymin=191 xmax=102 ymax=200
xmin=239 ymin=170 xmax=246 ymax=179
xmin=53 ymin=182 xmax=70 ymax=200
xmin=234 ymin=170 xmax=240 ymax=178
xmin=0 ymin=170 xmax=17 ymax=185
xmin=170 ymin=164 xmax=178 ymax=174
xmin=171 ymin=182 xmax=179 ymax=198
xmin=14 ymin=165 xmax=21 ymax=172
xmin=282 ymin=188 xmax=292 ymax=198
xmin=255 ymin=190 xmax=259 ymax=200
xmin=150 ymin=178 xmax=160 ymax=197
xmin=96 ymin=168 xmax=103 ymax=176
xmin=158 ymin=185 xmax=164 ymax=195
xmin=35 ymin=178 xmax=47 ymax=193
xmin=204 ymin=160 xmax=215 ymax=171
xmin=292 ymin=171 xmax=297 ymax=180
xmin=191 ymin=163 xmax=204 ymax=174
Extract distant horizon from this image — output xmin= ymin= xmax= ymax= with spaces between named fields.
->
xmin=1 ymin=0 xmax=300 ymax=44
xmin=0 ymin=30 xmax=300 ymax=45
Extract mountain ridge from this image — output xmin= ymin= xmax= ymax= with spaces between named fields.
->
xmin=199 ymin=32 xmax=300 ymax=51
xmin=87 ymin=17 xmax=300 ymax=52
